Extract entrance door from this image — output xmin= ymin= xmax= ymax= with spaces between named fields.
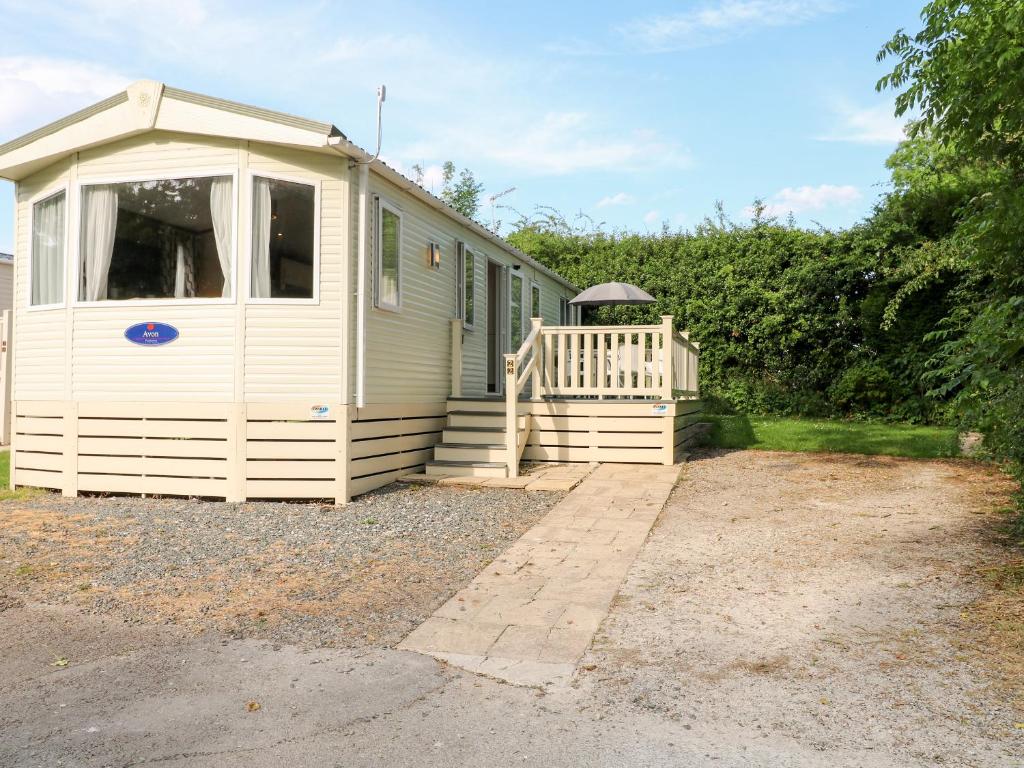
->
xmin=486 ymin=261 xmax=507 ymax=394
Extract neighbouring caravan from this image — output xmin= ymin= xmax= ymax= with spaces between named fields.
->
xmin=0 ymin=253 xmax=13 ymax=311
xmin=0 ymin=81 xmax=701 ymax=502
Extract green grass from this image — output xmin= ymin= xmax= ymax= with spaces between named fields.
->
xmin=703 ymin=415 xmax=961 ymax=459
xmin=0 ymin=450 xmax=45 ymax=501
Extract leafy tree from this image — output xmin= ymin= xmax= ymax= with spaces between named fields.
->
xmin=878 ymin=0 xmax=1024 ymax=520
xmin=411 ymin=161 xmax=485 ymax=220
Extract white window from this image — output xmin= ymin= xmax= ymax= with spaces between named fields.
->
xmin=375 ymin=200 xmax=402 ymax=311
xmin=30 ymin=190 xmax=66 ymax=307
xmin=530 ymin=281 xmax=541 ymax=320
xmin=78 ymin=175 xmax=234 ymax=302
xmin=510 ymin=271 xmax=524 ymax=350
xmin=251 ymin=176 xmax=317 ymax=300
xmin=456 ymin=241 xmax=475 ymax=328
xmin=559 ymin=296 xmax=570 ymax=325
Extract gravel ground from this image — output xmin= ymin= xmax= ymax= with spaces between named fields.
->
xmin=0 ymin=482 xmax=562 ymax=648
xmin=574 ymin=449 xmax=1023 ymax=767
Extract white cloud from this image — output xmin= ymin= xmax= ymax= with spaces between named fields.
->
xmin=399 ymin=112 xmax=690 ymax=177
xmin=818 ymin=100 xmax=907 ymax=145
xmin=0 ymin=56 xmax=131 ymax=138
xmin=643 ymin=209 xmax=661 ymax=225
xmin=747 ymin=184 xmax=861 ymax=217
xmin=620 ymin=1 xmax=839 ymax=52
xmin=322 ymin=34 xmax=432 ymax=62
xmin=596 ymin=192 xmax=633 ymax=208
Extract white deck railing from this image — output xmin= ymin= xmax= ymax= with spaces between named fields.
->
xmin=449 ymin=315 xmax=701 ymax=477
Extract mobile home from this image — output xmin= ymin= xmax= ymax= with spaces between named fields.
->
xmin=0 ymin=81 xmax=700 ymax=503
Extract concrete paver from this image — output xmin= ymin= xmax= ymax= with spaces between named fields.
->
xmin=398 ymin=462 xmax=682 ymax=686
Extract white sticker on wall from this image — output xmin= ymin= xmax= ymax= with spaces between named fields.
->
xmin=310 ymin=404 xmax=331 ymax=420
xmin=651 ymin=404 xmax=669 ymax=415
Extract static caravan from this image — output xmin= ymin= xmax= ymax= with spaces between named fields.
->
xmin=0 ymin=253 xmax=12 ymax=311
xmin=0 ymin=81 xmax=701 ymax=503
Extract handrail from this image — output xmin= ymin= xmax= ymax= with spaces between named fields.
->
xmin=497 ymin=314 xmax=700 ymax=477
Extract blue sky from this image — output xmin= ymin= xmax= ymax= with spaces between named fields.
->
xmin=0 ymin=0 xmax=922 ymax=252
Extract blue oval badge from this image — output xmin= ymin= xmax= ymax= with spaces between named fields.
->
xmin=124 ymin=322 xmax=179 ymax=346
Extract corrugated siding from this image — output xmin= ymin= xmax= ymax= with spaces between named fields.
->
xmin=361 ymin=174 xmax=576 ymax=404
xmin=0 ymin=262 xmax=13 ymax=311
xmin=244 ymin=144 xmax=346 ymax=401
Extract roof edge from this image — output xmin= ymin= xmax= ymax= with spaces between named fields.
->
xmin=0 ymin=91 xmax=129 ymax=157
xmin=162 ymin=86 xmax=345 ymax=140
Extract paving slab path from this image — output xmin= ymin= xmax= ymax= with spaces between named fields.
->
xmin=398 ymin=462 xmax=683 ymax=686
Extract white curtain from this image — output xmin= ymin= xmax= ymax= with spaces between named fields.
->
xmin=173 ymin=241 xmax=186 ymax=298
xmin=81 ymin=186 xmax=118 ymax=301
xmin=31 ymin=193 xmax=65 ymax=305
xmin=210 ymin=177 xmax=233 ymax=297
xmin=251 ymin=178 xmax=272 ymax=298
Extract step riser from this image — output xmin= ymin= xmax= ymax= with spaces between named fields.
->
xmin=435 ymin=445 xmax=507 ymax=463
xmin=447 ymin=399 xmax=506 ymax=414
xmin=443 ymin=429 xmax=505 ymax=444
xmin=425 ymin=463 xmax=508 ymax=478
xmin=447 ymin=414 xmax=526 ymax=429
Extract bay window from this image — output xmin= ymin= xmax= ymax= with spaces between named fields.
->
xmin=78 ymin=175 xmax=234 ymax=301
xmin=30 ymin=190 xmax=66 ymax=306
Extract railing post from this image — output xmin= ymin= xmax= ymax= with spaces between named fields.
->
xmin=450 ymin=318 xmax=462 ymax=398
xmin=660 ymin=315 xmax=674 ymax=401
xmin=692 ymin=341 xmax=701 ymax=396
xmin=530 ymin=317 xmax=543 ymax=401
xmin=504 ymin=353 xmax=518 ymax=477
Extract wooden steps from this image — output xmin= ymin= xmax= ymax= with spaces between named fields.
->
xmin=426 ymin=398 xmax=519 ymax=478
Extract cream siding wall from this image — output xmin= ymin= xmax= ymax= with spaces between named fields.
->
xmin=71 ymin=134 xmax=240 ymax=401
xmin=14 ymin=158 xmax=72 ymax=401
xmin=244 ymin=144 xmax=346 ymax=402
xmin=13 ymin=132 xmax=349 ymax=404
xmin=360 ymin=174 xmax=576 ymax=404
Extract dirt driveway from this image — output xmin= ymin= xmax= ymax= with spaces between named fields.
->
xmin=1 ymin=450 xmax=1021 ymax=767
xmin=577 ymin=449 xmax=1023 ymax=766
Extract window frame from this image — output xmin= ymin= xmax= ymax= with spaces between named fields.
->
xmin=456 ymin=241 xmax=476 ymax=330
xmin=72 ymin=167 xmax=239 ymax=308
xmin=530 ymin=280 xmax=542 ymax=321
xmin=559 ymin=296 xmax=569 ymax=325
xmin=26 ymin=184 xmax=70 ymax=313
xmin=246 ymin=170 xmax=321 ymax=306
xmin=509 ymin=269 xmax=525 ymax=351
xmin=374 ymin=197 xmax=403 ymax=313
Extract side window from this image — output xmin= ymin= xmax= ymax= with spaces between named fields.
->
xmin=31 ymin=190 xmax=66 ymax=307
xmin=510 ymin=272 xmax=524 ymax=350
xmin=251 ymin=176 xmax=315 ymax=299
xmin=375 ymin=200 xmax=402 ymax=310
xmin=456 ymin=241 xmax=475 ymax=328
xmin=530 ymin=282 xmax=541 ymax=319
xmin=559 ymin=296 xmax=569 ymax=325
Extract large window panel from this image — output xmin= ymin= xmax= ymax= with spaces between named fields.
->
xmin=31 ymin=191 xmax=66 ymax=306
xmin=79 ymin=176 xmax=233 ymax=301
xmin=251 ymin=177 xmax=316 ymax=299
xmin=376 ymin=201 xmax=402 ymax=310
